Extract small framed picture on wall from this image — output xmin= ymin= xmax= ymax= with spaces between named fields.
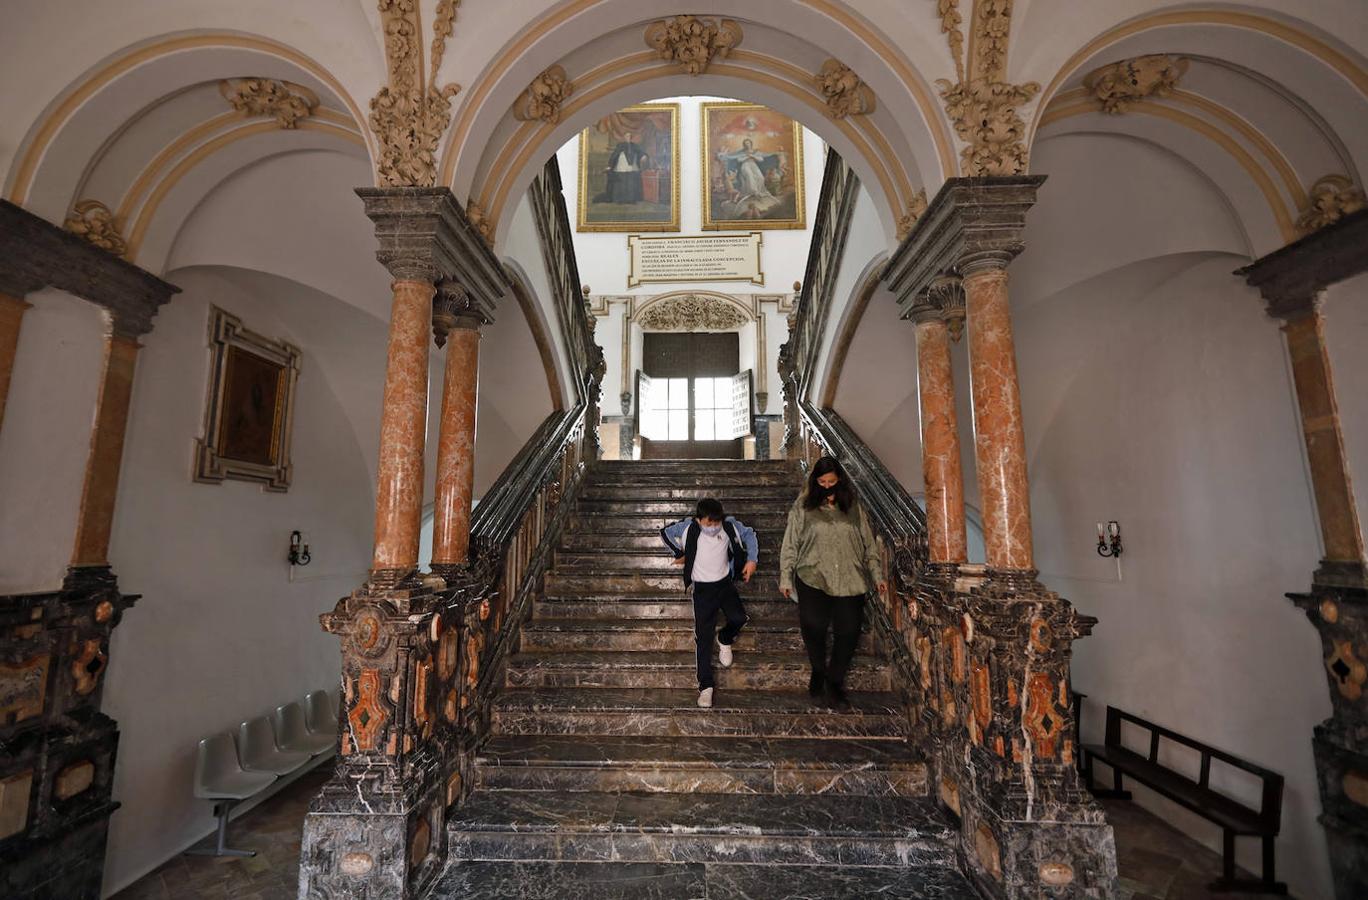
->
xmin=194 ymin=305 xmax=301 ymax=492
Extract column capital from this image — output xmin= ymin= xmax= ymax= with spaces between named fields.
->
xmin=884 ymin=175 xmax=1044 ymax=317
xmin=905 ymin=273 xmax=967 ymax=341
xmin=356 ymin=187 xmax=511 ymax=311
xmin=1236 ymin=207 xmax=1368 ymax=322
xmin=0 ymin=200 xmax=179 ymax=338
xmin=432 ymin=279 xmax=496 ymax=348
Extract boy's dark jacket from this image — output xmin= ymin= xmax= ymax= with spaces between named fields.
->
xmin=660 ymin=516 xmax=759 ymax=588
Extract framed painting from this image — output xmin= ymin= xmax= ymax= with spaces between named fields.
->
xmin=194 ymin=306 xmax=301 ymax=492
xmin=701 ymin=102 xmax=806 ymax=231
xmin=577 ymin=102 xmax=680 ymax=232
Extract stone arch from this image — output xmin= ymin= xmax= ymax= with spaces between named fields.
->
xmin=633 ymin=291 xmax=755 ymax=332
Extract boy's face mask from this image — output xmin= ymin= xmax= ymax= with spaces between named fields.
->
xmin=700 ymin=522 xmax=723 ymax=536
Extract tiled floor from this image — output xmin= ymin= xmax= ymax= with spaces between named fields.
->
xmin=113 ymin=771 xmax=1283 ymax=899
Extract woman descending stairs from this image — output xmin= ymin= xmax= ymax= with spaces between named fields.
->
xmin=433 ymin=460 xmax=977 ymax=898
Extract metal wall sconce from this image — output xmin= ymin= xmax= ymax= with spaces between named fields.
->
xmin=288 ymin=530 xmax=312 ymax=567
xmin=1095 ymin=521 xmax=1122 ymax=558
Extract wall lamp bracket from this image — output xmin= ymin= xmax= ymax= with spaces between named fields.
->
xmin=288 ymin=530 xmax=312 ymax=567
xmin=1095 ymin=520 xmax=1122 ymax=558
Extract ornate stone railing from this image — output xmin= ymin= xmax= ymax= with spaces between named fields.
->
xmin=300 ymin=164 xmax=603 ymax=898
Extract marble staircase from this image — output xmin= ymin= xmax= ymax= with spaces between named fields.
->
xmin=435 ymin=459 xmax=978 ymax=898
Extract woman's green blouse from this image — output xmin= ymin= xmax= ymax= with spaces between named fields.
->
xmin=778 ymin=493 xmax=883 ymax=597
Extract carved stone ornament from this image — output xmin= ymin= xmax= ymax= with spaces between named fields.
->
xmin=644 ymin=16 xmax=742 ymax=76
xmin=971 ymin=0 xmax=1016 ymax=83
xmin=513 ymin=65 xmax=574 ymax=124
xmin=896 ymin=189 xmax=929 ymax=241
xmin=465 ymin=199 xmax=492 ymax=244
xmin=369 ymin=0 xmax=462 ymax=187
xmin=1297 ymin=174 xmax=1366 ymax=235
xmin=937 ymin=78 xmax=1040 ymax=176
xmin=219 ymin=77 xmax=319 ymax=128
xmin=1083 ymin=55 xmax=1189 ymax=114
xmin=635 ymin=294 xmax=750 ymax=332
xmin=63 ymin=200 xmax=127 ymax=257
xmin=935 ymin=0 xmax=966 ymax=82
xmin=816 ymin=59 xmax=876 ymax=119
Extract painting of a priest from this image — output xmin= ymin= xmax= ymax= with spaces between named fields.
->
xmin=601 ymin=132 xmax=649 ymax=204
xmin=577 ymin=103 xmax=680 ymax=232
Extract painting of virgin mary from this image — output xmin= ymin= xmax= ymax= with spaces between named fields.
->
xmin=702 ymin=102 xmax=806 ymax=230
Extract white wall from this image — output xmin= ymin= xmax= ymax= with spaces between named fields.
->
xmin=100 ymin=265 xmax=384 ymax=895
xmin=555 ymin=96 xmax=825 ymax=297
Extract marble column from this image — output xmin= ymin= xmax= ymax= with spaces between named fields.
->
xmin=70 ymin=329 xmax=141 ymax=568
xmin=0 ymin=292 xmax=31 ymax=436
xmin=963 ymin=256 xmax=1034 ymax=574
xmin=1281 ymin=301 xmax=1366 ymax=586
xmin=371 ymin=276 xmax=434 ymax=575
xmin=430 ymin=282 xmax=489 ymax=571
xmin=910 ymin=277 xmax=968 ymax=566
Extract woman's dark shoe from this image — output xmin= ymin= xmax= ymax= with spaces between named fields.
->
xmin=825 ymin=681 xmax=851 ymax=710
xmin=808 ymin=672 xmax=824 ymax=697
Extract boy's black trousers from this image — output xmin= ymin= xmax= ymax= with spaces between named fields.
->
xmin=692 ymin=578 xmax=748 ymax=689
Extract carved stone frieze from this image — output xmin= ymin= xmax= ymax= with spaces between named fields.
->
xmin=62 ymin=200 xmax=127 ymax=258
xmin=218 ymin=77 xmax=319 ymax=128
xmin=1298 ymin=175 xmax=1367 ymax=236
xmin=937 ymin=78 xmax=1040 ymax=176
xmin=1082 ymin=55 xmax=1188 ymax=114
xmin=816 ymin=59 xmax=876 ymax=119
xmin=513 ymin=65 xmax=574 ymax=124
xmin=644 ymin=16 xmax=742 ymax=76
xmin=896 ymin=189 xmax=929 ymax=242
xmin=934 ymin=0 xmax=966 ymax=82
xmin=635 ymin=294 xmax=749 ymax=331
xmin=971 ymin=0 xmax=1016 ymax=83
xmin=369 ymin=0 xmax=462 ymax=187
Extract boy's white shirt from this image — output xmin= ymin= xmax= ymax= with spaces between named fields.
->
xmin=692 ymin=528 xmax=732 ymax=583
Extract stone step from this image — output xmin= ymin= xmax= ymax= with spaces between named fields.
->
xmin=533 ymin=595 xmax=798 ymax=620
xmin=491 ymin=687 xmax=908 ymax=739
xmin=552 ymin=550 xmax=781 ymax=573
xmin=447 ymin=790 xmax=956 ymax=867
xmin=504 ymin=650 xmax=890 ymax=691
xmin=432 ymin=860 xmax=977 ymax=900
xmin=585 ymin=470 xmax=802 ymax=487
xmin=574 ymin=498 xmax=793 ymax=516
xmin=543 ymin=571 xmax=782 ymax=597
xmin=560 ymin=531 xmax=791 ymax=552
xmin=579 ymin=483 xmax=799 ymax=501
xmin=474 ymin=734 xmax=926 ymax=795
xmin=593 ymin=460 xmax=797 ymax=475
xmin=519 ymin=618 xmax=876 ymax=654
xmin=565 ymin=513 xmax=790 ymax=534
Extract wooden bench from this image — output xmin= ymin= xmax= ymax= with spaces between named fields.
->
xmin=1082 ymin=705 xmax=1286 ymax=894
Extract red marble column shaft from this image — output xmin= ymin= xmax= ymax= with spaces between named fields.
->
xmin=1282 ymin=309 xmax=1366 ymax=569
xmin=431 ymin=324 xmax=481 ymax=566
xmin=915 ymin=315 xmax=968 ymax=564
xmin=964 ymin=265 xmax=1034 ymax=571
xmin=71 ymin=334 xmax=140 ymax=567
xmin=0 ymin=292 xmax=31 ymax=437
xmin=372 ymin=279 xmax=435 ymax=572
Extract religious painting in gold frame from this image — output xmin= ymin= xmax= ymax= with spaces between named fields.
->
xmin=701 ymin=102 xmax=806 ymax=231
xmin=194 ymin=305 xmax=301 ymax=492
xmin=577 ymin=103 xmax=681 ymax=232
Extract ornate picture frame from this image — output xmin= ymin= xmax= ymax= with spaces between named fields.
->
xmin=194 ymin=306 xmax=301 ymax=492
xmin=577 ymin=102 xmax=681 ymax=232
xmin=701 ymin=101 xmax=806 ymax=231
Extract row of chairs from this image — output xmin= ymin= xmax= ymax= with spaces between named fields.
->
xmin=189 ymin=687 xmax=340 ymax=857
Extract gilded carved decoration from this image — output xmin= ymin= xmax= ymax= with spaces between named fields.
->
xmin=932 ymin=0 xmax=1040 ymax=175
xmin=1082 ymin=55 xmax=1189 ymax=114
xmin=465 ymin=200 xmax=492 ymax=244
xmin=218 ymin=78 xmax=319 ymax=128
xmin=635 ymin=294 xmax=750 ymax=331
xmin=816 ymin=59 xmax=876 ymax=119
xmin=369 ymin=0 xmax=462 ymax=187
xmin=896 ymin=189 xmax=929 ymax=242
xmin=1297 ymin=174 xmax=1366 ymax=235
xmin=935 ymin=0 xmax=966 ymax=82
xmin=513 ymin=65 xmax=574 ymax=124
xmin=644 ymin=16 xmax=742 ymax=76
xmin=63 ymin=200 xmax=127 ymax=257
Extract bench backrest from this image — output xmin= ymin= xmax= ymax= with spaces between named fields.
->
xmin=1103 ymin=705 xmax=1282 ymax=831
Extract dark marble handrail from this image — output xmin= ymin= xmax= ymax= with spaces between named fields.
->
xmin=470 ymin=403 xmax=586 ymax=549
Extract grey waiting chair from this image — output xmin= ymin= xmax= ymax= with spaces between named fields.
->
xmin=187 ymin=732 xmax=276 ymax=857
xmin=305 ymin=688 xmax=337 ymax=736
xmin=274 ymin=701 xmax=334 ymax=757
xmin=238 ymin=716 xmax=312 ymax=775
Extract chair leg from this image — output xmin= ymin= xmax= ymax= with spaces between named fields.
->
xmin=1209 ymin=832 xmax=1287 ymax=894
xmin=1223 ymin=830 xmax=1235 ymax=881
xmin=185 ymin=800 xmax=256 ymax=858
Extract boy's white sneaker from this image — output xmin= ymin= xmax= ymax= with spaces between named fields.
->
xmin=718 ymin=642 xmax=734 ymax=668
xmin=697 ymin=687 xmax=714 ymax=708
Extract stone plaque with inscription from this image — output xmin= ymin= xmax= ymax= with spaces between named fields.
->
xmin=627 ymin=233 xmax=763 ymax=288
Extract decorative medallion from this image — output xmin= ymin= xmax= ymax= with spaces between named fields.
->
xmin=71 ymin=639 xmax=107 ymax=695
xmin=1040 ymin=861 xmax=1075 ymax=886
xmin=896 ymin=189 xmax=929 ymax=242
xmin=1297 ymin=175 xmax=1366 ymax=235
xmin=63 ymin=200 xmax=127 ymax=257
xmin=816 ymin=59 xmax=876 ymax=119
xmin=513 ymin=65 xmax=574 ymax=124
xmin=94 ymin=600 xmax=114 ymax=623
xmin=644 ymin=16 xmax=742 ymax=76
xmin=1083 ymin=55 xmax=1189 ymax=114
xmin=1327 ymin=639 xmax=1367 ymax=701
xmin=340 ymin=852 xmax=374 ymax=876
xmin=219 ymin=78 xmax=319 ymax=128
